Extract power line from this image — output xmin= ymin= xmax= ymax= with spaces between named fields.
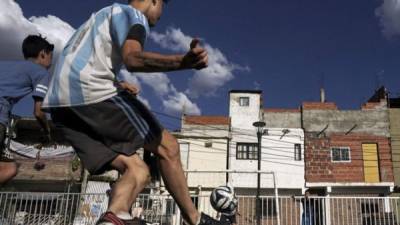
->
xmin=153 ymin=110 xmax=303 ymax=145
xmin=167 ymin=119 xmax=397 ymax=163
xmin=185 ymin=141 xmax=394 ymax=167
xmin=173 ymin=120 xmax=397 ymax=159
xmin=163 ymin=119 xmax=304 ymax=156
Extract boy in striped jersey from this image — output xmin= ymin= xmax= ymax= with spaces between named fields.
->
xmin=0 ymin=35 xmax=54 ymax=184
xmin=44 ymin=0 xmax=225 ymax=225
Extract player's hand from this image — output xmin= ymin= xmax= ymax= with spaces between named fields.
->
xmin=119 ymin=81 xmax=140 ymax=96
xmin=181 ymin=39 xmax=208 ymax=70
xmin=36 ymin=133 xmax=54 ymax=149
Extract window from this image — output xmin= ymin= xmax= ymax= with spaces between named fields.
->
xmin=239 ymin=97 xmax=250 ymax=106
xmin=294 ymin=144 xmax=302 ymax=161
xmin=236 ymin=143 xmax=258 ymax=160
xmin=331 ymin=147 xmax=351 ymax=162
xmin=205 ymin=142 xmax=213 ymax=148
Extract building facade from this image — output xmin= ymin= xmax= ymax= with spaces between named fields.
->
xmin=178 ymin=115 xmax=230 ymax=191
xmin=389 ymin=97 xmax=400 ymax=192
xmin=228 ymin=90 xmax=305 ymax=195
xmin=302 ymin=97 xmax=394 ymax=196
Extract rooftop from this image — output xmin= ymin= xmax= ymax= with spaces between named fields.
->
xmin=229 ymin=90 xmax=262 ymax=94
xmin=184 ymin=115 xmax=230 ymax=125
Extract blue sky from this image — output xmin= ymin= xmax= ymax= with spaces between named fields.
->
xmin=4 ymin=0 xmax=400 ymax=129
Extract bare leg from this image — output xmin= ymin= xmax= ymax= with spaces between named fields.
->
xmin=145 ymin=130 xmax=199 ymax=225
xmin=107 ymin=154 xmax=151 ymax=215
xmin=0 ymin=161 xmax=17 ymax=184
xmin=0 ymin=124 xmax=16 ymax=185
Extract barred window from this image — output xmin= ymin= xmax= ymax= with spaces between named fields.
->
xmin=236 ymin=143 xmax=258 ymax=160
xmin=331 ymin=147 xmax=351 ymax=162
xmin=239 ymin=97 xmax=250 ymax=106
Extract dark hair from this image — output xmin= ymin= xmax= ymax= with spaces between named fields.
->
xmin=22 ymin=35 xmax=54 ymax=59
xmin=128 ymin=0 xmax=169 ymax=3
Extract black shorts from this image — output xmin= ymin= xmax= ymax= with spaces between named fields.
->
xmin=50 ymin=92 xmax=163 ymax=175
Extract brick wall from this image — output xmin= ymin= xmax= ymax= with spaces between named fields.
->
xmin=305 ymin=132 xmax=393 ymax=183
xmin=361 ymin=101 xmax=387 ymax=110
xmin=302 ymin=102 xmax=338 ymax=110
xmin=389 ymin=109 xmax=400 ymax=188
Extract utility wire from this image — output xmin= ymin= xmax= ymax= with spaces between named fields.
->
xmin=154 ymin=110 xmax=303 ymax=146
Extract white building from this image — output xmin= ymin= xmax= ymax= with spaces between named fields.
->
xmin=229 ymin=90 xmax=305 ymax=195
xmin=174 ymin=90 xmax=305 ymax=196
xmin=175 ymin=115 xmax=230 ymax=213
xmin=177 ymin=115 xmax=230 ymax=190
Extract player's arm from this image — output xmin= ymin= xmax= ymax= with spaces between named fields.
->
xmin=122 ymin=38 xmax=208 ymax=73
xmin=31 ymin=71 xmax=51 ymax=143
xmin=33 ymin=97 xmax=50 ymax=142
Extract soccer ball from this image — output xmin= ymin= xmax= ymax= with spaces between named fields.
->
xmin=210 ymin=185 xmax=238 ymax=216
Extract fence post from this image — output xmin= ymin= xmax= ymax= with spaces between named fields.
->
xmin=273 ymin=173 xmax=281 ymax=225
xmin=175 ymin=204 xmax=181 ymax=225
xmin=325 ymin=195 xmax=331 ymax=225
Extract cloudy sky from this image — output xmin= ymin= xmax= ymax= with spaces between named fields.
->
xmin=2 ymin=0 xmax=400 ymax=130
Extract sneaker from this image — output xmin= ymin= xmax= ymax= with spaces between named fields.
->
xmin=96 ymin=212 xmax=148 ymax=225
xmin=199 ymin=213 xmax=230 ymax=225
xmin=96 ymin=212 xmax=124 ymax=225
xmin=125 ymin=218 xmax=148 ymax=225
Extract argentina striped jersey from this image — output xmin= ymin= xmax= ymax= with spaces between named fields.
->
xmin=43 ymin=3 xmax=150 ymax=108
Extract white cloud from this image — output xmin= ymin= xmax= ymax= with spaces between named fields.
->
xmin=0 ymin=0 xmax=74 ymax=62
xmin=376 ymin=0 xmax=400 ymax=38
xmin=119 ymin=69 xmax=142 ymax=89
xmin=163 ymin=91 xmax=201 ymax=115
xmin=188 ymin=45 xmax=237 ymax=98
xmin=137 ymin=95 xmax=151 ymax=109
xmin=118 ymin=69 xmax=152 ymax=108
xmin=136 ymin=73 xmax=171 ymax=96
xmin=135 ymin=72 xmax=201 ymax=115
xmin=149 ymin=28 xmax=192 ymax=52
xmin=150 ymin=27 xmax=248 ymax=98
xmin=0 ymin=0 xmax=35 ymax=59
xmin=30 ymin=16 xmax=75 ymax=59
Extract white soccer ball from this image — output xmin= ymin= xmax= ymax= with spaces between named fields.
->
xmin=210 ymin=185 xmax=238 ymax=216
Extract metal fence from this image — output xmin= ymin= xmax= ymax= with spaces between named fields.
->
xmin=1 ymin=192 xmax=400 ymax=225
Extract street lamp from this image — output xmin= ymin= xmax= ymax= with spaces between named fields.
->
xmin=253 ymin=121 xmax=266 ymax=225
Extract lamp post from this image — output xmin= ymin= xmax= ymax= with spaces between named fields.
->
xmin=253 ymin=121 xmax=266 ymax=225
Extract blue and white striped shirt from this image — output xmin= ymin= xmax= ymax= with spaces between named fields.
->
xmin=43 ymin=3 xmax=149 ymax=108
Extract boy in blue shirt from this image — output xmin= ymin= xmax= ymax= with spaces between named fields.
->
xmin=43 ymin=0 xmax=225 ymax=225
xmin=0 ymin=35 xmax=54 ymax=184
